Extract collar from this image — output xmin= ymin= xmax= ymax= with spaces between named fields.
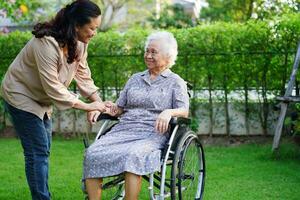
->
xmin=160 ymin=68 xmax=172 ymax=78
xmin=140 ymin=69 xmax=172 ymax=78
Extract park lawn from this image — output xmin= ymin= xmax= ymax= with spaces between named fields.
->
xmin=0 ymin=138 xmax=300 ymax=200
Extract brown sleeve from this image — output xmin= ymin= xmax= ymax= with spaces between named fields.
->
xmin=74 ymin=44 xmax=99 ymax=98
xmin=32 ymin=37 xmax=78 ymax=110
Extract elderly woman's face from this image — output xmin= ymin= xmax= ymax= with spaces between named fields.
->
xmin=144 ymin=40 xmax=169 ymax=71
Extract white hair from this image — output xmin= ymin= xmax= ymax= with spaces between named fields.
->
xmin=145 ymin=31 xmax=178 ymax=68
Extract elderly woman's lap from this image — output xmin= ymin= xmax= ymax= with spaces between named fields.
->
xmin=83 ymin=131 xmax=167 ymax=178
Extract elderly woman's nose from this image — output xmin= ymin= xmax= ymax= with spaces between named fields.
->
xmin=146 ymin=52 xmax=152 ymax=58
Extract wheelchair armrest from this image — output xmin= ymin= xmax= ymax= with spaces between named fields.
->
xmin=97 ymin=113 xmax=119 ymax=121
xmin=169 ymin=117 xmax=191 ymax=126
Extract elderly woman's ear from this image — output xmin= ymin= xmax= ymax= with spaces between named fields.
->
xmin=165 ymin=55 xmax=171 ymax=66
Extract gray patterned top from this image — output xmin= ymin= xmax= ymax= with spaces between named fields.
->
xmin=117 ymin=69 xmax=189 ymax=124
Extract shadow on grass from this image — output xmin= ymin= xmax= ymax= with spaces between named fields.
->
xmin=270 ymin=143 xmax=300 ymax=162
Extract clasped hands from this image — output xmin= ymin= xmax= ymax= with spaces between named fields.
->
xmin=87 ymin=101 xmax=118 ymax=124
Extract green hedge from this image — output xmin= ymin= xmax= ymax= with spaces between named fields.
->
xmin=1 ymin=14 xmax=299 ymax=96
xmin=1 ymin=14 xmax=300 ymax=135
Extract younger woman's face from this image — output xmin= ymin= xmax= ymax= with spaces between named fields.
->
xmin=76 ymin=15 xmax=101 ymax=44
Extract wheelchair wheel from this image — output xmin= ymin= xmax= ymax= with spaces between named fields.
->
xmin=170 ymin=131 xmax=205 ymax=200
xmin=101 ymin=176 xmax=125 ymax=200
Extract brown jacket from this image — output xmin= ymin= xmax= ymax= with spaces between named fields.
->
xmin=1 ymin=36 xmax=98 ymax=119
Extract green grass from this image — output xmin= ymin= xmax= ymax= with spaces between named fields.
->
xmin=0 ymin=138 xmax=300 ymax=200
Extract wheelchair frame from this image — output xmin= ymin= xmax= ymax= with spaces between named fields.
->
xmin=83 ymin=114 xmax=205 ymax=200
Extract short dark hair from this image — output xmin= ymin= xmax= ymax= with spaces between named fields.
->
xmin=32 ymin=0 xmax=101 ymax=63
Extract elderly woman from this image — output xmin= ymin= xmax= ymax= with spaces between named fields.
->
xmin=83 ymin=31 xmax=189 ymax=200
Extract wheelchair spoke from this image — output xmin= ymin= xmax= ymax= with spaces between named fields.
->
xmin=181 ymin=173 xmax=195 ymax=180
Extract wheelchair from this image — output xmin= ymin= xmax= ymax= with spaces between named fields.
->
xmin=83 ymin=113 xmax=205 ymax=200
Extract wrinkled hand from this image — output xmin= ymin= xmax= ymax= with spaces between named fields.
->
xmin=155 ymin=110 xmax=172 ymax=134
xmin=89 ymin=101 xmax=106 ymax=112
xmin=104 ymin=101 xmax=119 ymax=116
xmin=87 ymin=110 xmax=101 ymax=124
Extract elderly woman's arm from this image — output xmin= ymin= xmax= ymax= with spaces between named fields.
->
xmin=155 ymin=76 xmax=190 ymax=134
xmin=155 ymin=108 xmax=189 ymax=134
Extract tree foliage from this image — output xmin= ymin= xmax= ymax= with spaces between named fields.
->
xmin=92 ymin=0 xmax=155 ymax=31
xmin=92 ymin=0 xmax=127 ymax=31
xmin=148 ymin=4 xmax=195 ymax=29
xmin=200 ymin=0 xmax=299 ymax=22
xmin=0 ymin=0 xmax=67 ymax=25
